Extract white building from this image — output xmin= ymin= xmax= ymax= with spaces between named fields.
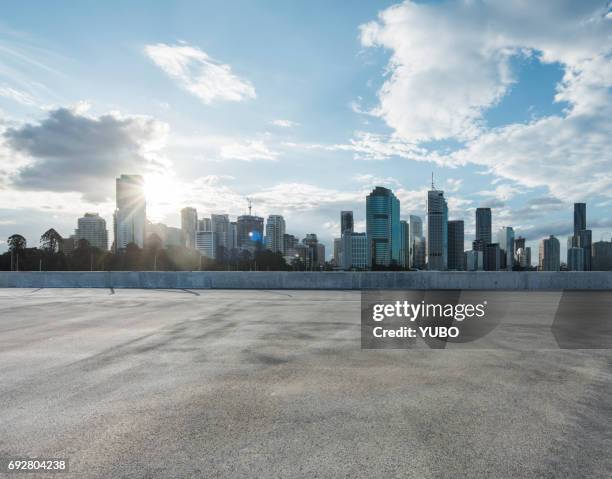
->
xmin=75 ymin=213 xmax=108 ymax=250
xmin=181 ymin=207 xmax=198 ymax=249
xmin=341 ymin=232 xmax=368 ymax=270
xmin=265 ymin=215 xmax=286 ymax=254
xmin=196 ymin=231 xmax=217 ymax=259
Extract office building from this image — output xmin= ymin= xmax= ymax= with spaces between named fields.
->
xmin=302 ymin=234 xmax=320 ymax=269
xmin=573 ymin=203 xmax=586 ymax=239
xmin=74 ymin=213 xmax=108 ymax=250
xmin=316 ymin=243 xmax=325 ymax=267
xmin=229 ymin=221 xmax=238 ymax=250
xmin=578 ymin=229 xmax=592 ymax=271
xmin=198 ymin=218 xmax=211 ymax=232
xmin=195 ymin=231 xmax=216 ymax=259
xmin=237 ymin=215 xmax=264 ymax=250
xmin=115 ymin=175 xmax=146 ymax=250
xmin=413 ymin=236 xmax=426 ymax=270
xmin=211 ymin=214 xmax=230 ymax=250
xmin=475 ymin=208 xmax=492 ymax=246
xmin=567 ymin=247 xmax=584 ymax=271
xmin=366 ymin=187 xmax=400 ymax=268
xmin=426 ymin=187 xmax=448 ymax=270
xmin=333 ymin=238 xmax=342 ymax=266
xmin=484 ymin=243 xmax=501 ymax=271
xmin=399 ymin=220 xmax=410 ymax=269
xmin=408 ymin=215 xmax=423 ymax=269
xmin=539 ymin=235 xmax=560 ymax=271
xmin=592 ymin=240 xmax=612 ymax=270
xmin=265 ymin=215 xmax=286 ymax=254
xmin=497 ymin=226 xmax=515 ymax=271
xmin=341 ymin=211 xmax=354 ymax=235
xmin=516 ymin=247 xmax=531 ymax=269
xmin=341 ymin=232 xmax=368 ymax=270
xmin=447 ymin=220 xmax=464 ymax=271
xmin=181 ymin=207 xmax=198 ymax=249
xmin=465 ymin=250 xmax=483 ymax=271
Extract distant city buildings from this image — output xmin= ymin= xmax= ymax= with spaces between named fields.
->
xmin=265 ymin=215 xmax=286 ymax=254
xmin=539 ymin=235 xmax=560 ymax=271
xmin=237 ymin=215 xmax=264 ymax=250
xmin=366 ymin=186 xmax=400 ymax=268
xmin=114 ymin=175 xmax=146 ymax=250
xmin=181 ymin=207 xmax=197 ymax=249
xmin=74 ymin=213 xmax=108 ymax=250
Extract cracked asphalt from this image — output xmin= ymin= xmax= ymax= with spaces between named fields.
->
xmin=0 ymin=288 xmax=611 ymax=478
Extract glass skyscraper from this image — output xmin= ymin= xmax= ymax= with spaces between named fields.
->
xmin=427 ymin=189 xmax=448 ymax=270
xmin=366 ymin=187 xmax=400 ymax=268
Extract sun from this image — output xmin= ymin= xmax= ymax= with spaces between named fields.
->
xmin=143 ymin=173 xmax=183 ymax=222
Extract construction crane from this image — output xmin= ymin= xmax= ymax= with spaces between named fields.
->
xmin=246 ymin=197 xmax=253 ymax=216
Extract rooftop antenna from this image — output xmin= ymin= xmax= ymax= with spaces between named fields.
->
xmin=246 ymin=197 xmax=252 ymax=216
xmin=431 ymin=171 xmax=435 ymax=190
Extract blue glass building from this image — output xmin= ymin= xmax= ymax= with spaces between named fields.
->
xmin=366 ymin=186 xmax=400 ymax=268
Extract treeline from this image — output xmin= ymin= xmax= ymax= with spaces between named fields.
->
xmin=1 ymin=237 xmax=305 ymax=272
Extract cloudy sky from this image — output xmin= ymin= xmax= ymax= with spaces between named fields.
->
xmin=1 ymin=0 xmax=611 ymax=261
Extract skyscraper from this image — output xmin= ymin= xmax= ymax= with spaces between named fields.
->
xmin=366 ymin=187 xmax=400 ymax=268
xmin=539 ymin=235 xmax=560 ymax=271
xmin=198 ymin=217 xmax=211 ymax=232
xmin=340 ymin=232 xmax=368 ymax=270
xmin=237 ymin=215 xmax=264 ymax=250
xmin=340 ymin=211 xmax=354 ymax=235
xmin=302 ymin=233 xmax=320 ymax=270
xmin=75 ymin=213 xmax=108 ymax=250
xmin=567 ymin=247 xmax=584 ymax=271
xmin=265 ymin=215 xmax=286 ymax=254
xmin=497 ymin=226 xmax=515 ymax=271
xmin=573 ymin=203 xmax=586 ymax=239
xmin=578 ymin=229 xmax=592 ymax=271
xmin=181 ymin=207 xmax=198 ymax=249
xmin=195 ymin=231 xmax=216 ymax=259
xmin=408 ymin=215 xmax=423 ymax=269
xmin=211 ymin=214 xmax=230 ymax=250
xmin=475 ymin=208 xmax=492 ymax=246
xmin=592 ymin=240 xmax=612 ymax=270
xmin=447 ymin=220 xmax=464 ymax=270
xmin=426 ymin=187 xmax=448 ymax=270
xmin=399 ymin=220 xmax=410 ymax=269
xmin=484 ymin=243 xmax=501 ymax=271
xmin=114 ymin=174 xmax=146 ymax=250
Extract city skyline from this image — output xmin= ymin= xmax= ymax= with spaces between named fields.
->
xmin=1 ymin=1 xmax=611 ymax=259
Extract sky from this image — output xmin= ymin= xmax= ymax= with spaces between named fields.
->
xmin=1 ymin=0 xmax=611 ymax=262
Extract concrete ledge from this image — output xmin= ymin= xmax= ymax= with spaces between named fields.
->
xmin=1 ymin=271 xmax=611 ymax=289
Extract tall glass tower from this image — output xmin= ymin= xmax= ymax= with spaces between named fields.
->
xmin=366 ymin=187 xmax=400 ymax=268
xmin=427 ymin=186 xmax=448 ymax=270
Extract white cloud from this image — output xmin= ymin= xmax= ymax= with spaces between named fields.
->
xmin=145 ymin=43 xmax=256 ymax=104
xmin=271 ymin=119 xmax=299 ymax=128
xmin=352 ymin=173 xmax=401 ymax=188
xmin=477 ymin=184 xmax=523 ymax=202
xmin=0 ymin=86 xmax=35 ymax=106
xmin=220 ymin=140 xmax=278 ymax=162
xmin=360 ymin=1 xmax=612 ymax=200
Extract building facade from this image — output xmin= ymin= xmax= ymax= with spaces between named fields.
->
xmin=181 ymin=207 xmax=198 ymax=249
xmin=237 ymin=215 xmax=264 ymax=250
xmin=408 ymin=215 xmax=423 ymax=269
xmin=340 ymin=211 xmax=354 ymax=235
xmin=447 ymin=220 xmax=464 ymax=271
xmin=75 ymin=213 xmax=108 ymax=250
xmin=340 ymin=232 xmax=368 ymax=270
xmin=475 ymin=208 xmax=492 ymax=246
xmin=426 ymin=189 xmax=448 ymax=270
xmin=265 ymin=215 xmax=286 ymax=254
xmin=399 ymin=220 xmax=410 ymax=269
xmin=539 ymin=235 xmax=560 ymax=271
xmin=497 ymin=226 xmax=515 ymax=271
xmin=366 ymin=187 xmax=400 ymax=268
xmin=115 ymin=174 xmax=146 ymax=250
xmin=195 ymin=231 xmax=216 ymax=259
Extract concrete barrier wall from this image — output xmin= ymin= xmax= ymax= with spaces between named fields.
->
xmin=1 ymin=271 xmax=612 ymax=290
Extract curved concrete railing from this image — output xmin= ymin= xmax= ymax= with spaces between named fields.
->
xmin=1 ymin=271 xmax=611 ymax=289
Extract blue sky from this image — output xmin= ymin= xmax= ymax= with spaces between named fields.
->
xmin=1 ymin=0 xmax=611 ymax=262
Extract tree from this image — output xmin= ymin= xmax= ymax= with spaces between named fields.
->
xmin=7 ymin=234 xmax=26 ymax=271
xmin=40 ymin=228 xmax=63 ymax=253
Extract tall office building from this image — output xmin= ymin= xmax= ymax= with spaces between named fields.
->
xmin=316 ymin=243 xmax=326 ymax=267
xmin=399 ymin=220 xmax=410 ymax=269
xmin=426 ymin=187 xmax=448 ymax=270
xmin=229 ymin=221 xmax=238 ymax=250
xmin=265 ymin=215 xmax=286 ymax=254
xmin=75 ymin=213 xmax=108 ymax=250
xmin=408 ymin=215 xmax=423 ymax=269
xmin=340 ymin=211 xmax=354 ymax=235
xmin=567 ymin=247 xmax=584 ymax=271
xmin=539 ymin=235 xmax=560 ymax=271
xmin=465 ymin=250 xmax=483 ymax=271
xmin=447 ymin=220 xmax=464 ymax=271
xmin=211 ymin=214 xmax=230 ymax=250
xmin=340 ymin=232 xmax=368 ymax=270
xmin=497 ymin=226 xmax=515 ymax=271
xmin=237 ymin=215 xmax=264 ymax=250
xmin=578 ymin=229 xmax=592 ymax=271
xmin=573 ymin=203 xmax=586 ymax=239
xmin=181 ymin=207 xmax=198 ymax=249
xmin=115 ymin=174 xmax=146 ymax=250
xmin=198 ymin=217 xmax=211 ymax=232
xmin=484 ymin=243 xmax=501 ymax=271
xmin=195 ymin=231 xmax=216 ymax=259
xmin=592 ymin=240 xmax=612 ymax=270
xmin=413 ymin=236 xmax=426 ymax=270
xmin=366 ymin=187 xmax=400 ymax=268
xmin=514 ymin=236 xmax=526 ymax=260
xmin=475 ymin=208 xmax=492 ymax=247
xmin=333 ymin=238 xmax=342 ymax=266
xmin=302 ymin=234 xmax=320 ymax=269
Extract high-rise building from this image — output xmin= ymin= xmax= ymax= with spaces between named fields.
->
xmin=408 ymin=215 xmax=423 ymax=269
xmin=181 ymin=207 xmax=198 ymax=249
xmin=198 ymin=218 xmax=211 ymax=232
xmin=465 ymin=250 xmax=483 ymax=271
xmin=497 ymin=226 xmax=515 ymax=271
xmin=302 ymin=233 xmax=319 ymax=270
xmin=567 ymin=247 xmax=585 ymax=271
xmin=316 ymin=243 xmax=326 ymax=267
xmin=75 ymin=213 xmax=108 ymax=250
xmin=475 ymin=208 xmax=492 ymax=246
xmin=578 ymin=229 xmax=592 ymax=271
xmin=229 ymin=221 xmax=238 ymax=250
xmin=539 ymin=235 xmax=560 ymax=271
xmin=341 ymin=211 xmax=354 ymax=235
xmin=426 ymin=188 xmax=448 ymax=270
xmin=333 ymin=238 xmax=342 ymax=266
xmin=115 ymin=175 xmax=146 ymax=250
xmin=484 ymin=243 xmax=501 ymax=271
xmin=237 ymin=215 xmax=264 ymax=250
xmin=265 ymin=215 xmax=286 ymax=254
xmin=514 ymin=236 xmax=526 ymax=255
xmin=399 ymin=220 xmax=410 ymax=269
xmin=195 ymin=231 xmax=216 ymax=259
xmin=211 ymin=214 xmax=230 ymax=250
xmin=366 ymin=187 xmax=400 ymax=268
xmin=413 ymin=236 xmax=426 ymax=270
xmin=516 ymin=247 xmax=531 ymax=269
xmin=592 ymin=240 xmax=612 ymax=270
xmin=447 ymin=220 xmax=464 ymax=271
xmin=340 ymin=232 xmax=368 ymax=270
xmin=573 ymin=203 xmax=586 ymax=239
